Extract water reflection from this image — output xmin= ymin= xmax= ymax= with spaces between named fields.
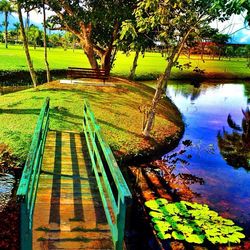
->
xmin=218 ymin=108 xmax=250 ymax=169
xmin=0 ymin=174 xmax=15 ymax=212
xmin=165 ymin=82 xmax=250 ymax=234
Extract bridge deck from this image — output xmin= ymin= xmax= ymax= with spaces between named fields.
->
xmin=33 ymin=131 xmax=113 ymax=250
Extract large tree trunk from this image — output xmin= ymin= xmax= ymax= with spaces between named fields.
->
xmin=100 ymin=50 xmax=112 ymax=72
xmin=17 ymin=3 xmax=38 ymax=88
xmin=4 ymin=12 xmax=8 ymax=49
xmin=82 ymin=41 xmax=99 ymax=69
xmin=43 ymin=1 xmax=51 ymax=82
xmin=129 ymin=50 xmax=140 ymax=80
xmin=101 ymin=20 xmax=119 ymax=73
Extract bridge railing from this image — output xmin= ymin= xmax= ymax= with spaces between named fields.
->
xmin=17 ymin=97 xmax=50 ymax=250
xmin=83 ymin=100 xmax=132 ymax=250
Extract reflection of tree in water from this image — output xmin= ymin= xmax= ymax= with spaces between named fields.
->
xmin=168 ymin=83 xmax=220 ymax=102
xmin=130 ymin=143 xmax=204 ymax=202
xmin=217 ymin=107 xmax=250 ymax=169
xmin=244 ymin=83 xmax=250 ymax=104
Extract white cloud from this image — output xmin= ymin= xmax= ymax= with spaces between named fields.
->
xmin=210 ymin=13 xmax=250 ymax=44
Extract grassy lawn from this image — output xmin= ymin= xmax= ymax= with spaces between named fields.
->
xmin=1 ymin=44 xmax=250 ymax=80
xmin=0 ymin=79 xmax=182 ymax=162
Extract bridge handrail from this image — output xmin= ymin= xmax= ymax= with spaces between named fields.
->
xmin=17 ymin=97 xmax=50 ymax=250
xmin=83 ymin=100 xmax=132 ymax=250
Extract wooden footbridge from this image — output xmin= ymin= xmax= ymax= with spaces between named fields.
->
xmin=17 ymin=98 xmax=132 ymax=250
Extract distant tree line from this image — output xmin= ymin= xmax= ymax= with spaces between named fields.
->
xmin=0 ymin=26 xmax=80 ymax=50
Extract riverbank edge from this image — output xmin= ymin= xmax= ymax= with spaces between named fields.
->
xmin=111 ymin=77 xmax=185 ymax=167
xmin=1 ymin=69 xmax=250 ymax=85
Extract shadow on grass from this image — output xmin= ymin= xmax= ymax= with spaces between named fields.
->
xmin=98 ymin=118 xmax=146 ymax=139
xmin=0 ymin=108 xmax=40 ymax=115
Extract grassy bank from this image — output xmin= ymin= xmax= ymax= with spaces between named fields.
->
xmin=0 ymin=78 xmax=183 ymax=162
xmin=1 ymin=44 xmax=250 ymax=80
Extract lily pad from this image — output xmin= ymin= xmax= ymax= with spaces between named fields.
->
xmin=157 ymin=232 xmax=171 ymax=240
xmin=185 ymin=234 xmax=205 ymax=244
xmin=145 ymin=198 xmax=245 ymax=245
xmin=232 ymin=231 xmax=245 ymax=239
xmin=172 ymin=231 xmax=185 ymax=240
xmin=149 ymin=211 xmax=165 ymax=220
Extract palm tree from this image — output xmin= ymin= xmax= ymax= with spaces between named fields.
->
xmin=0 ymin=0 xmax=15 ymax=48
xmin=13 ymin=22 xmax=20 ymax=43
xmin=42 ymin=0 xmax=51 ymax=82
xmin=16 ymin=1 xmax=37 ymax=87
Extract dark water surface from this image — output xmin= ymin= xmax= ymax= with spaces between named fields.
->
xmin=0 ymin=174 xmax=15 ymax=212
xmin=0 ymin=86 xmax=30 ymax=95
xmin=164 ymin=82 xmax=250 ymax=233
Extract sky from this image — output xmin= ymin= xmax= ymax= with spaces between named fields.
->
xmin=1 ymin=10 xmax=250 ymax=45
xmin=211 ymin=13 xmax=250 ymax=44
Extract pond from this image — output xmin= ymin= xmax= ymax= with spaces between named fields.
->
xmin=163 ymin=82 xmax=250 ymax=235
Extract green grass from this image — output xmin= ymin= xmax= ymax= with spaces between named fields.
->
xmin=0 ymin=80 xmax=182 ymax=162
xmin=1 ymin=44 xmax=250 ymax=79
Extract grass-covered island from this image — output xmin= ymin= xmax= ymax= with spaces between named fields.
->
xmin=0 ymin=78 xmax=183 ymax=165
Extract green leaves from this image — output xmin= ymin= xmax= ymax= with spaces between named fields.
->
xmin=145 ymin=198 xmax=245 ymax=245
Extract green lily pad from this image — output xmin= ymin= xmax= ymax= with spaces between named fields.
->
xmin=145 ymin=200 xmax=161 ymax=211
xmin=228 ymin=234 xmax=241 ymax=244
xmin=156 ymin=198 xmax=169 ymax=206
xmin=154 ymin=221 xmax=171 ymax=232
xmin=222 ymin=218 xmax=235 ymax=226
xmin=145 ymin=199 xmax=245 ymax=245
xmin=172 ymin=231 xmax=185 ymax=240
xmin=149 ymin=211 xmax=165 ymax=219
xmin=176 ymin=224 xmax=193 ymax=234
xmin=157 ymin=232 xmax=171 ymax=240
xmin=185 ymin=234 xmax=205 ymax=244
xmin=164 ymin=204 xmax=179 ymax=215
xmin=232 ymin=231 xmax=245 ymax=239
xmin=218 ymin=236 xmax=228 ymax=244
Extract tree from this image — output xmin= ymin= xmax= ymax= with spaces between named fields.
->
xmin=45 ymin=0 xmax=135 ymax=72
xmin=48 ymin=33 xmax=61 ymax=47
xmin=129 ymin=0 xmax=234 ymax=136
xmin=211 ymin=33 xmax=230 ymax=60
xmin=42 ymin=0 xmax=50 ymax=82
xmin=225 ymin=45 xmax=235 ymax=60
xmin=0 ymin=31 xmax=3 ymax=42
xmin=120 ymin=21 xmax=154 ymax=80
xmin=27 ymin=24 xmax=42 ymax=49
xmin=16 ymin=0 xmax=37 ymax=87
xmin=13 ymin=22 xmax=20 ymax=43
xmin=198 ymin=26 xmax=219 ymax=61
xmin=0 ymin=0 xmax=15 ymax=48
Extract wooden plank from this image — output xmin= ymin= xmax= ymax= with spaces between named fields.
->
xmin=33 ymin=131 xmax=113 ymax=250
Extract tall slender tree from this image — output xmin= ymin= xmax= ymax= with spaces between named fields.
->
xmin=42 ymin=0 xmax=51 ymax=82
xmin=120 ymin=21 xmax=154 ymax=80
xmin=16 ymin=0 xmax=37 ymax=87
xmin=13 ymin=21 xmax=20 ymax=43
xmin=0 ymin=0 xmax=15 ymax=48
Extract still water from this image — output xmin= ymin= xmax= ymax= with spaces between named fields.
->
xmin=164 ymin=82 xmax=250 ymax=233
xmin=0 ymin=173 xmax=15 ymax=212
